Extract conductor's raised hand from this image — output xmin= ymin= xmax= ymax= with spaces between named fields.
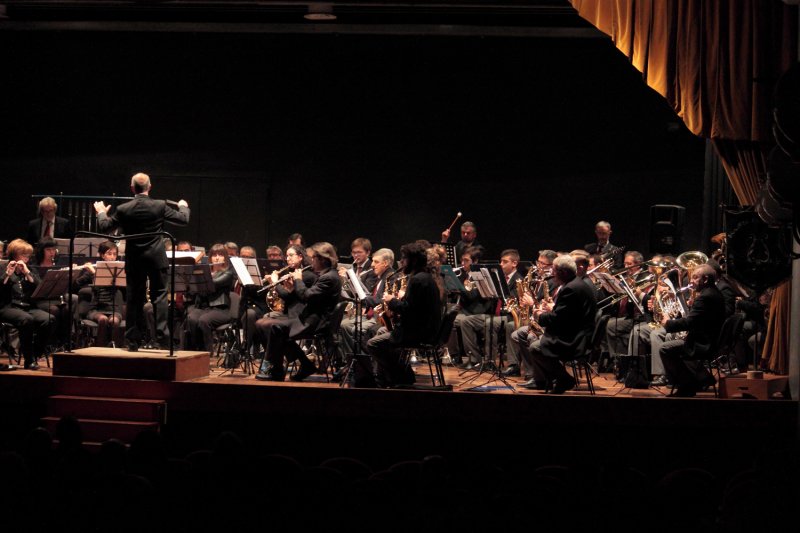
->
xmin=177 ymin=200 xmax=188 ymax=208
xmin=93 ymin=201 xmax=110 ymax=215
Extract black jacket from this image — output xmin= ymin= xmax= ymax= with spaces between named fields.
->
xmin=665 ymin=285 xmax=726 ymax=359
xmin=537 ymin=275 xmax=597 ymax=360
xmin=289 ymin=268 xmax=342 ymax=339
xmin=276 ymin=268 xmax=318 ymax=317
xmin=0 ymin=267 xmax=42 ymax=309
xmin=27 ymin=216 xmax=73 ymax=245
xmin=388 ymin=271 xmax=442 ymax=346
xmin=97 ymin=194 xmax=190 ymax=270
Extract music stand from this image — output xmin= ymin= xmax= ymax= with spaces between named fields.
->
xmin=460 ymin=266 xmax=515 ymax=392
xmin=171 ymin=264 xmax=215 ymax=353
xmin=94 ymin=261 xmax=126 ymax=348
xmin=57 ymin=237 xmax=106 ymax=258
xmin=439 ymin=243 xmax=458 ymax=268
xmin=32 ymin=269 xmax=82 ymax=356
xmin=339 ymin=268 xmax=374 ymax=387
xmin=222 ymin=257 xmax=264 ymax=374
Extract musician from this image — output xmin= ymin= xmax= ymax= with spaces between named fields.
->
xmin=270 ymin=245 xmax=318 ymax=317
xmin=239 ymin=246 xmax=257 ymax=259
xmin=0 ymin=239 xmax=55 ymax=369
xmin=266 ymin=245 xmax=283 ymax=261
xmin=659 ymin=264 xmax=726 ymax=396
xmin=450 ymin=245 xmax=492 ymax=368
xmin=518 ymin=255 xmax=597 ymax=392
xmin=224 ymin=242 xmax=239 ymax=257
xmin=176 ymin=241 xmax=193 ymax=252
xmin=708 ymin=260 xmax=736 ymax=317
xmin=506 ymin=250 xmax=558 ymax=378
xmin=605 ymin=251 xmax=649 ymax=359
xmin=584 ymin=220 xmax=623 ymax=268
xmin=441 ymin=221 xmax=479 ymax=260
xmin=94 ymin=172 xmax=190 ymax=351
xmin=340 ymin=238 xmax=378 ymax=294
xmin=460 ymin=249 xmax=522 ymax=373
xmin=254 ymin=242 xmax=341 ymax=382
xmin=366 ymin=242 xmax=442 ymax=388
xmin=183 ymin=244 xmax=236 ymax=352
xmin=27 ymin=196 xmax=73 ymax=246
xmin=32 ymin=237 xmax=59 ymax=270
xmin=287 ymin=233 xmax=304 ymax=247
xmin=75 ymin=241 xmax=125 ymax=347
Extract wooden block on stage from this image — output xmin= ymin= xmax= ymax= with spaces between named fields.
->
xmin=52 ymin=348 xmax=210 ymax=381
xmin=719 ymin=374 xmax=790 ymax=400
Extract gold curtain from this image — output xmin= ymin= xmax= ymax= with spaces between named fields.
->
xmin=569 ymin=0 xmax=797 ymax=374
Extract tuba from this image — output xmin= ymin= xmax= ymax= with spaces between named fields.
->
xmin=676 ymin=250 xmax=708 ymax=302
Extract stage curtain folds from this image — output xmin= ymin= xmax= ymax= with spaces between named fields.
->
xmin=569 ymin=0 xmax=797 ymax=373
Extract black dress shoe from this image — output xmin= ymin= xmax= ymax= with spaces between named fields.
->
xmin=458 ymin=361 xmax=481 ymax=371
xmin=24 ymin=361 xmax=39 ymax=370
xmin=290 ymin=362 xmax=317 ymax=382
xmin=673 ymin=387 xmax=697 ymax=398
xmin=501 ymin=364 xmax=520 ymax=377
xmin=518 ymin=378 xmax=546 ymax=390
xmin=551 ymin=377 xmax=576 ymax=394
xmin=255 ymin=371 xmax=285 ymax=382
xmin=127 ymin=343 xmax=139 ymax=352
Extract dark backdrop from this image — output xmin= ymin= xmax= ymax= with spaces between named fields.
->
xmin=0 ymin=30 xmax=706 ymax=259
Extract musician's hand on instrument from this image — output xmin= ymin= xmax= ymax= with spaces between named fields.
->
xmin=383 ymin=292 xmax=395 ymax=303
xmin=177 ymin=199 xmax=188 ymax=208
xmin=441 ymin=228 xmax=451 ymax=241
xmin=521 ymin=293 xmax=534 ymax=307
xmin=337 ymin=267 xmax=348 ymax=278
xmin=5 ymin=261 xmax=16 ymax=277
xmin=270 ymin=272 xmax=279 ymax=284
xmin=291 ymin=269 xmax=302 ymax=281
xmin=397 ymin=290 xmax=406 ymax=300
xmin=647 ymin=298 xmax=654 ymax=311
xmin=660 ymin=313 xmax=669 ymax=326
xmin=19 ymin=262 xmax=30 ymax=275
xmin=93 ymin=201 xmax=110 ymax=214
xmin=283 ymin=276 xmax=294 ymax=290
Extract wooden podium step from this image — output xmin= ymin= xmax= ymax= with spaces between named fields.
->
xmin=48 ymin=395 xmax=167 ymax=424
xmin=41 ymin=416 xmax=159 ymax=443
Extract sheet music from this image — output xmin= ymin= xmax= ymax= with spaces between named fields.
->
xmin=346 ymin=268 xmax=368 ymax=301
xmin=167 ymin=250 xmax=203 ymax=264
xmin=230 ymin=257 xmax=262 ymax=286
xmin=95 ymin=261 xmax=127 ymax=287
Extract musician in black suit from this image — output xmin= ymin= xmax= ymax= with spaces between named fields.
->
xmin=583 ymin=220 xmax=623 ymax=268
xmin=0 ymin=239 xmax=56 ymax=368
xmin=94 ymin=173 xmax=190 ymax=351
xmin=519 ymin=255 xmax=598 ymax=393
xmin=441 ymin=220 xmax=480 ymax=260
xmin=659 ymin=264 xmax=726 ymax=396
xmin=708 ymin=260 xmax=736 ymax=317
xmin=366 ymin=242 xmax=442 ymax=388
xmin=26 ymin=197 xmax=74 ymax=246
xmin=255 ymin=242 xmax=342 ymax=382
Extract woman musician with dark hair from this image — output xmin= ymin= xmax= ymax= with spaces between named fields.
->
xmin=75 ymin=241 xmax=125 ymax=347
xmin=183 ymin=243 xmax=235 ymax=352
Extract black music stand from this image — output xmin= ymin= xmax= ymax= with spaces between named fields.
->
xmin=339 ymin=268 xmax=374 ymax=387
xmin=459 ymin=266 xmax=515 ymax=392
xmin=439 ymin=243 xmax=458 ymax=268
xmin=222 ymin=257 xmax=263 ymax=375
xmin=93 ymin=261 xmax=126 ymax=348
xmin=173 ymin=264 xmax=215 ymax=353
xmin=32 ymin=269 xmax=81 ymax=359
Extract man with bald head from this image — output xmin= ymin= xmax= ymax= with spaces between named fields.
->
xmin=94 ymin=173 xmax=190 ymax=351
xmin=658 ymin=264 xmax=726 ymax=396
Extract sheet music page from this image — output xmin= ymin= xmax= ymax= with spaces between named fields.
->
xmin=229 ymin=257 xmax=255 ymax=286
xmin=346 ymin=268 xmax=368 ymax=301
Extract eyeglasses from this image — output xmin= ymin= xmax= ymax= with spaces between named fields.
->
xmin=536 ymin=261 xmax=552 ymax=267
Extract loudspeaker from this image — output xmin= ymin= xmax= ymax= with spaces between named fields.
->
xmin=649 ymin=205 xmax=685 ymax=254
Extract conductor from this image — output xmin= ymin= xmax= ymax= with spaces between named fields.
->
xmin=94 ymin=173 xmax=190 ymax=351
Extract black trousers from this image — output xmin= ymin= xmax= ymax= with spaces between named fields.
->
xmin=660 ymin=339 xmax=711 ymax=391
xmin=522 ymin=339 xmax=574 ymax=386
xmin=0 ymin=305 xmax=55 ymax=365
xmin=184 ymin=306 xmax=230 ymax=352
xmin=126 ymin=263 xmax=169 ymax=345
xmin=254 ymin=315 xmax=307 ymax=371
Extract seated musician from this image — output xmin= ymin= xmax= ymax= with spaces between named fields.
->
xmin=0 ymin=239 xmax=56 ymax=369
xmin=224 ymin=241 xmax=239 ymax=257
xmin=30 ymin=237 xmax=73 ymax=346
xmin=265 ymin=245 xmax=283 ymax=261
xmin=338 ymin=248 xmax=395 ymax=377
xmin=441 ymin=220 xmax=480 ymax=260
xmin=459 ymin=249 xmax=523 ymax=373
xmin=659 ymin=264 xmax=726 ymax=397
xmin=183 ymin=243 xmax=235 ymax=352
xmin=366 ymin=242 xmax=442 ymax=388
xmin=254 ymin=242 xmax=341 ymax=382
xmin=518 ymin=255 xmax=597 ymax=392
xmin=605 ymin=251 xmax=649 ymax=360
xmin=239 ymin=246 xmax=257 ymax=259
xmin=449 ymin=245 xmax=491 ymax=367
xmin=74 ymin=241 xmax=125 ymax=347
xmin=506 ymin=249 xmax=557 ymax=379
xmin=338 ymin=237 xmax=378 ymax=294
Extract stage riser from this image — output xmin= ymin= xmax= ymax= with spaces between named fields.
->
xmin=52 ymin=348 xmax=210 ymax=381
xmin=47 ymin=395 xmax=166 ymax=424
xmin=41 ymin=417 xmax=159 ymax=443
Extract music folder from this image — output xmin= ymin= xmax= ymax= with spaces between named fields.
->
xmin=440 ymin=265 xmax=466 ymax=293
xmin=468 ymin=269 xmax=498 ymax=299
xmin=172 ymin=264 xmax=215 ymax=295
xmin=32 ymin=269 xmax=82 ymax=301
xmin=596 ymin=272 xmax=625 ymax=295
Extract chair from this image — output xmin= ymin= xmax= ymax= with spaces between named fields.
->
xmin=308 ymin=300 xmax=350 ymax=381
xmin=711 ymin=313 xmax=745 ymax=375
xmin=216 ymin=292 xmax=253 ymax=373
xmin=564 ymin=313 xmax=610 ymax=395
xmin=1 ymin=322 xmax=21 ymax=365
xmin=409 ymin=306 xmax=459 ymax=391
